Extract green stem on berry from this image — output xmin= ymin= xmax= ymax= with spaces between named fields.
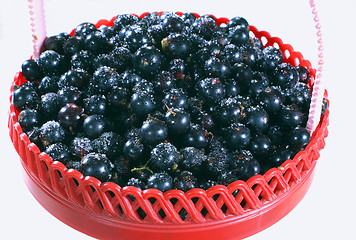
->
xmin=131 ymin=159 xmax=154 ymax=174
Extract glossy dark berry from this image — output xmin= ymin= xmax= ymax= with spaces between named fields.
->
xmin=141 ymin=12 xmax=161 ymax=26
xmin=63 ymin=36 xmax=84 ymax=57
xmin=163 ymin=88 xmax=188 ymax=110
xmin=107 ymin=87 xmax=128 ymax=109
xmin=70 ymin=50 xmax=93 ymax=72
xmin=132 ymin=79 xmax=154 ymax=94
xmin=57 ymin=86 xmax=82 ymax=106
xmin=130 ymin=91 xmax=156 ymax=118
xmin=184 ymin=125 xmax=209 ymax=149
xmin=70 ymin=137 xmax=93 ymax=159
xmin=44 ymin=33 xmax=70 ymax=54
xmin=80 ymin=153 xmax=113 ymax=182
xmin=38 ymin=50 xmax=65 ymax=76
xmin=173 ymin=171 xmax=197 ymax=191
xmin=233 ymin=63 xmax=253 ymax=88
xmin=40 ymin=121 xmax=66 ymax=146
xmin=279 ymin=106 xmax=304 ymax=128
xmin=222 ymin=44 xmax=244 ymax=65
xmin=224 ymin=123 xmax=251 ymax=150
xmin=289 ymin=127 xmax=310 ymax=150
xmin=58 ymin=69 xmax=89 ymax=89
xmin=249 ymin=134 xmax=272 ymax=156
xmin=271 ymin=63 xmax=299 ymax=89
xmin=92 ymin=132 xmax=122 ymax=158
xmin=225 ymin=80 xmax=241 ymax=97
xmin=65 ymin=160 xmax=81 ymax=171
xmin=213 ymin=97 xmax=243 ymax=126
xmin=119 ymin=70 xmax=142 ymax=89
xmin=180 ymin=147 xmax=206 ymax=174
xmin=228 ymin=27 xmax=249 ymax=46
xmin=203 ymin=151 xmax=229 ymax=180
xmin=21 ymin=59 xmax=43 ymax=82
xmin=124 ymin=25 xmax=152 ymax=52
xmin=123 ymin=138 xmax=145 ymax=163
xmin=231 ymin=151 xmax=260 ymax=180
xmin=282 ymin=82 xmax=312 ymax=111
xmin=258 ymin=87 xmax=283 ymax=113
xmin=133 ymin=45 xmax=164 ymax=78
xmin=196 ymin=77 xmax=225 ymax=103
xmin=181 ymin=12 xmax=197 ymax=25
xmin=126 ymin=178 xmax=145 ymax=190
xmin=265 ymin=125 xmax=284 ymax=145
xmin=147 ymin=172 xmax=173 ymax=192
xmin=40 ymin=92 xmax=59 ymax=118
xmin=12 ymin=86 xmax=40 ymax=111
xmin=199 ymin=179 xmax=218 ymax=191
xmin=149 ymin=142 xmax=179 ymax=172
xmin=83 ymin=115 xmax=106 ymax=138
xmin=165 ymin=108 xmax=191 ymax=134
xmin=161 ymin=33 xmax=191 ymax=59
xmin=18 ymin=109 xmax=40 ymax=132
xmin=45 ymin=143 xmax=72 ymax=164
xmin=140 ymin=118 xmax=168 ymax=145
xmin=227 ymin=16 xmax=249 ymax=30
xmin=161 ymin=13 xmax=184 ymax=33
xmin=84 ymin=32 xmax=110 ymax=54
xmin=58 ymin=103 xmax=83 ymax=128
xmin=91 ymin=66 xmax=120 ymax=94
xmin=74 ymin=22 xmax=97 ymax=37
xmin=296 ymin=66 xmax=310 ymax=84
xmin=204 ymin=56 xmax=231 ymax=80
xmin=84 ymin=95 xmax=107 ymax=115
xmin=113 ymin=14 xmax=140 ymax=32
xmin=108 ymin=157 xmax=130 ymax=186
xmin=38 ymin=76 xmax=59 ymax=94
xmin=267 ymin=147 xmax=294 ymax=168
xmin=244 ymin=106 xmax=269 ymax=132
xmin=259 ymin=46 xmax=284 ymax=72
xmin=190 ymin=16 xmax=217 ymax=40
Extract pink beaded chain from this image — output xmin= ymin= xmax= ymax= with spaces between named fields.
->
xmin=26 ymin=0 xmax=324 ymax=133
xmin=28 ymin=0 xmax=46 ymax=59
xmin=306 ymin=0 xmax=325 ymax=133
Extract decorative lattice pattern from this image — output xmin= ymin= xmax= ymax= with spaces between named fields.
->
xmin=8 ymin=13 xmax=329 ymax=225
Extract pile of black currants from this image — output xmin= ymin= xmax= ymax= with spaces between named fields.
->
xmin=13 ymin=12 xmax=313 ymax=192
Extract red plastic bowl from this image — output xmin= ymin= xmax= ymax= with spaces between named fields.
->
xmin=8 ymin=12 xmax=329 ymax=240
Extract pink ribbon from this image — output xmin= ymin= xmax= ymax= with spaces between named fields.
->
xmin=28 ymin=0 xmax=47 ymax=59
xmin=306 ymin=0 xmax=324 ymax=134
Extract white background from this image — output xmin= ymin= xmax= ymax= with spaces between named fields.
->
xmin=1 ymin=0 xmax=355 ymax=239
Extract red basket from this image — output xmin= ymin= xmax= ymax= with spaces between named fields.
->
xmin=8 ymin=12 xmax=329 ymax=240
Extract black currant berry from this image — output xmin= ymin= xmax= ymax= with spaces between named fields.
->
xmin=40 ymin=120 xmax=66 ymax=146
xmin=149 ymin=142 xmax=180 ymax=172
xmin=147 ymin=172 xmax=173 ymax=192
xmin=140 ymin=118 xmax=168 ymax=145
xmin=80 ymin=153 xmax=113 ymax=182
xmin=83 ymin=115 xmax=106 ymax=138
xmin=130 ymin=91 xmax=156 ymax=118
xmin=224 ymin=123 xmax=251 ymax=150
xmin=18 ymin=109 xmax=40 ymax=132
xmin=133 ymin=45 xmax=164 ymax=78
xmin=45 ymin=142 xmax=72 ymax=164
xmin=38 ymin=50 xmax=65 ymax=76
xmin=58 ymin=103 xmax=83 ymax=128
xmin=21 ymin=59 xmax=43 ymax=82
